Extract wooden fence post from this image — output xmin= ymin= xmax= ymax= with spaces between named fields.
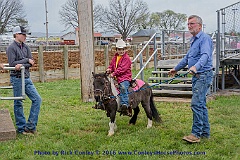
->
xmin=63 ymin=45 xmax=69 ymax=80
xmin=38 ymin=45 xmax=44 ymax=82
xmin=104 ymin=45 xmax=109 ymax=70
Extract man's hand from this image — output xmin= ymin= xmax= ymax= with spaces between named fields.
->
xmin=29 ymin=59 xmax=35 ymax=66
xmin=168 ymin=68 xmax=177 ymax=77
xmin=15 ymin=64 xmax=22 ymax=71
xmin=0 ymin=63 xmax=3 ymax=70
xmin=189 ymin=66 xmax=197 ymax=75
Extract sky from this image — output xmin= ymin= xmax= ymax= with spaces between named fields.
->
xmin=22 ymin=0 xmax=239 ymax=34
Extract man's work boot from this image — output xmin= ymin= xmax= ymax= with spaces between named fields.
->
xmin=182 ymin=134 xmax=200 ymax=143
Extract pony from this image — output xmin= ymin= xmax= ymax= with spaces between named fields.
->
xmin=92 ymin=72 xmax=162 ymax=136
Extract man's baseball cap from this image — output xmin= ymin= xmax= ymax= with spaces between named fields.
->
xmin=12 ymin=26 xmax=30 ymax=35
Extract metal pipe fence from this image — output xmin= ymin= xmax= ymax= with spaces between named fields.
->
xmin=132 ymin=29 xmax=191 ymax=80
xmin=0 ymin=65 xmax=26 ymax=100
xmin=216 ymin=1 xmax=240 ymax=89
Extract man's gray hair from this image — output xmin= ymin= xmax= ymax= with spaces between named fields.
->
xmin=188 ymin=15 xmax=203 ymax=25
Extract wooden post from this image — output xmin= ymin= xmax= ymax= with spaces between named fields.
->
xmin=104 ymin=45 xmax=109 ymax=70
xmin=78 ymin=0 xmax=94 ymax=102
xmin=63 ymin=45 xmax=69 ymax=80
xmin=38 ymin=45 xmax=44 ymax=82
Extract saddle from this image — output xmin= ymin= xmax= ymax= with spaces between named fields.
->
xmin=113 ymin=79 xmax=145 ymax=94
xmin=112 ymin=79 xmax=145 ymax=117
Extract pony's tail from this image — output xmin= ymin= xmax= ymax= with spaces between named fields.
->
xmin=150 ymin=94 xmax=162 ymax=123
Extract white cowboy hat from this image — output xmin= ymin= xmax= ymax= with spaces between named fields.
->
xmin=116 ymin=39 xmax=126 ymax=48
xmin=12 ymin=26 xmax=31 ymax=35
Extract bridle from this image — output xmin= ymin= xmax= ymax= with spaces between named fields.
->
xmin=93 ymin=75 xmax=114 ymax=107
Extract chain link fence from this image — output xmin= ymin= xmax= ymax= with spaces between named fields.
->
xmin=216 ymin=1 xmax=240 ymax=89
xmin=217 ymin=1 xmax=240 ymax=55
xmin=221 ymin=2 xmax=240 ymax=34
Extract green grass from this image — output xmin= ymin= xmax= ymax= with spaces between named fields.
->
xmin=0 ymin=78 xmax=240 ymax=160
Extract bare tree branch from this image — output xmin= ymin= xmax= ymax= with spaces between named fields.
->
xmin=0 ymin=0 xmax=27 ymax=34
xmin=59 ymin=0 xmax=102 ymax=32
xmin=59 ymin=0 xmax=78 ymax=31
xmin=98 ymin=0 xmax=149 ymax=40
xmin=152 ymin=10 xmax=187 ymax=35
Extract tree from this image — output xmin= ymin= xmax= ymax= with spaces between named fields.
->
xmin=59 ymin=0 xmax=101 ymax=31
xmin=15 ymin=18 xmax=29 ymax=28
xmin=59 ymin=0 xmax=78 ymax=31
xmin=98 ymin=0 xmax=149 ymax=40
xmin=0 ymin=0 xmax=27 ymax=34
xmin=136 ymin=12 xmax=149 ymax=30
xmin=148 ymin=12 xmax=161 ymax=29
xmin=149 ymin=10 xmax=187 ymax=35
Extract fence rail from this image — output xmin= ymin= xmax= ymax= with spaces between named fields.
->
xmin=0 ymin=45 xmax=158 ymax=84
xmin=0 ymin=66 xmax=26 ymax=100
xmin=0 ymin=30 xmax=191 ymax=84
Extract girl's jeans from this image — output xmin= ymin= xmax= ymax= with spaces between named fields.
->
xmin=119 ymin=80 xmax=130 ymax=107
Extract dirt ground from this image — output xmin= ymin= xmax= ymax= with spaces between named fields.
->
xmin=207 ymin=89 xmax=240 ymax=101
xmin=154 ymin=89 xmax=240 ymax=103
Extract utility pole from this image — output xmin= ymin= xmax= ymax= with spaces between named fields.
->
xmin=78 ymin=0 xmax=94 ymax=102
xmin=44 ymin=0 xmax=49 ymax=46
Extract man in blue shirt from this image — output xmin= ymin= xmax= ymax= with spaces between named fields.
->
xmin=169 ymin=15 xmax=213 ymax=143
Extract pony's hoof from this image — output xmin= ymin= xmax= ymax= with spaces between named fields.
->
xmin=108 ymin=132 xmax=114 ymax=136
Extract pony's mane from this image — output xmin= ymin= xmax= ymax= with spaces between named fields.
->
xmin=93 ymin=72 xmax=107 ymax=78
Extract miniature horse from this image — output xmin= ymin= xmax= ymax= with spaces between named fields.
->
xmin=92 ymin=72 xmax=162 ymax=136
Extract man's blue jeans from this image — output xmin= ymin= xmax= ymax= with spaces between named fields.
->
xmin=191 ymin=70 xmax=213 ymax=138
xmin=10 ymin=76 xmax=42 ymax=133
xmin=119 ymin=80 xmax=130 ymax=107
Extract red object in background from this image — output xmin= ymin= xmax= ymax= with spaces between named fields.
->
xmin=60 ymin=40 xmax=75 ymax=45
